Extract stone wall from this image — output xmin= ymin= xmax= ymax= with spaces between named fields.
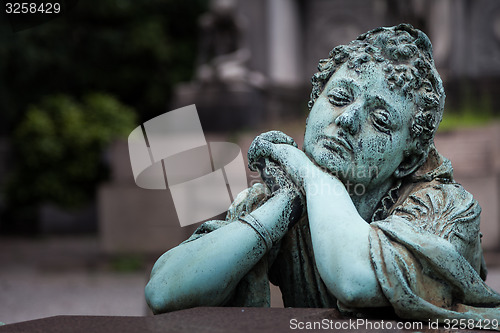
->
xmin=434 ymin=124 xmax=500 ymax=250
xmin=98 ymin=140 xmax=198 ymax=254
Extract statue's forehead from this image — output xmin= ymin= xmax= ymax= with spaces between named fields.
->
xmin=324 ymin=62 xmax=415 ymax=117
xmin=325 ymin=62 xmax=390 ymax=91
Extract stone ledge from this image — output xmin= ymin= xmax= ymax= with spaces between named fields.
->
xmin=0 ymin=307 xmax=489 ymax=333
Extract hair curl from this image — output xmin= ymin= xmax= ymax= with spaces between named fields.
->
xmin=308 ymin=24 xmax=445 ymax=159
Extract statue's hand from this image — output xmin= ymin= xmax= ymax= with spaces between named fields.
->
xmin=248 ymin=131 xmax=299 ymax=193
xmin=248 ymin=131 xmax=318 ymax=190
xmin=248 ymin=131 xmax=305 ymax=229
xmin=248 ymin=131 xmax=297 ymax=166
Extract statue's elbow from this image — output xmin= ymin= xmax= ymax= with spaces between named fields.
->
xmin=145 ymin=279 xmax=173 ymax=314
xmin=146 ymin=276 xmax=198 ymax=314
xmin=330 ymin=276 xmax=375 ymax=308
xmin=145 ymin=281 xmax=161 ymax=314
xmin=336 ymin=287 xmax=366 ymax=308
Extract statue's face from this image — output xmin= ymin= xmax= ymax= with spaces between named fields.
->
xmin=304 ymin=61 xmax=416 ymax=190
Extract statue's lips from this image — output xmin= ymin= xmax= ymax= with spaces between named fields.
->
xmin=321 ymin=135 xmax=353 ymax=154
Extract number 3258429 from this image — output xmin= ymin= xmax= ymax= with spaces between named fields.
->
xmin=6 ymin=3 xmax=61 ymax=14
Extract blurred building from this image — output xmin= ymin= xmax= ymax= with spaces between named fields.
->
xmin=236 ymin=0 xmax=500 ymax=116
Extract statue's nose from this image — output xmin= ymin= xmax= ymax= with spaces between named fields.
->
xmin=334 ymin=105 xmax=360 ymax=135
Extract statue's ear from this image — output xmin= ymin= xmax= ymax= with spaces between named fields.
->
xmin=394 ymin=152 xmax=423 ymax=179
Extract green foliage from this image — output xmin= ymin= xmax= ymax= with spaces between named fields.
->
xmin=6 ymin=93 xmax=137 ymax=209
xmin=110 ymin=254 xmax=145 ymax=273
xmin=0 ymin=0 xmax=208 ymax=134
xmin=438 ymin=93 xmax=498 ymax=132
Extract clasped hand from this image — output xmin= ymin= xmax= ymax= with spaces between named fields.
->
xmin=248 ymin=131 xmax=321 ymax=192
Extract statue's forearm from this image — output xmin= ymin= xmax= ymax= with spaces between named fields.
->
xmin=304 ymin=175 xmax=388 ymax=307
xmin=145 ymin=221 xmax=264 ymax=314
xmin=145 ymin=189 xmax=296 ymax=314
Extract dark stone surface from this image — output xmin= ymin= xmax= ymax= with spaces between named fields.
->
xmin=0 ymin=315 xmax=148 ymax=333
xmin=0 ymin=307 xmax=489 ymax=333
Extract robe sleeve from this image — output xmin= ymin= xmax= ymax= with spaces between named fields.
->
xmin=369 ymin=182 xmax=500 ymax=323
xmin=182 ymin=183 xmax=274 ymax=307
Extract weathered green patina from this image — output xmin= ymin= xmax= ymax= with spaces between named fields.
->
xmin=146 ymin=24 xmax=500 ymax=323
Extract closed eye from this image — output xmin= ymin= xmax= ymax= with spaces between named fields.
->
xmin=328 ymin=88 xmax=353 ymax=106
xmin=371 ymin=109 xmax=392 ymax=134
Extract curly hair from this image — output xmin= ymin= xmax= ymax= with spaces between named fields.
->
xmin=308 ymin=24 xmax=445 ymax=158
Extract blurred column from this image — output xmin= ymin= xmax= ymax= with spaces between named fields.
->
xmin=428 ymin=0 xmax=452 ymax=75
xmin=268 ymin=0 xmax=302 ymax=86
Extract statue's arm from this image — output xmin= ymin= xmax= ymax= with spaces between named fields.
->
xmin=145 ymin=189 xmax=295 ymax=314
xmin=304 ymin=172 xmax=389 ymax=308
xmin=248 ymin=136 xmax=388 ymax=308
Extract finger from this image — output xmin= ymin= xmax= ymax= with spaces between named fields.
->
xmin=248 ymin=131 xmax=297 ymax=168
xmin=260 ymin=159 xmax=287 ymax=192
xmin=259 ymin=131 xmax=298 ymax=148
xmin=248 ymin=137 xmax=274 ymax=169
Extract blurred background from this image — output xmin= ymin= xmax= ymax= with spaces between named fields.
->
xmin=0 ymin=0 xmax=499 ymax=325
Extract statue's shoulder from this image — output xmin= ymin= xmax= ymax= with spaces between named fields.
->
xmin=384 ymin=179 xmax=484 ymax=275
xmin=391 ymin=179 xmax=481 ymax=243
xmin=389 ymin=146 xmax=480 ymax=233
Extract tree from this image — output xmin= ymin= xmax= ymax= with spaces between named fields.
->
xmin=0 ymin=0 xmax=208 ymax=134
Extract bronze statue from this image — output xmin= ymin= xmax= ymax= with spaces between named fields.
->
xmin=146 ymin=24 xmax=500 ymax=323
